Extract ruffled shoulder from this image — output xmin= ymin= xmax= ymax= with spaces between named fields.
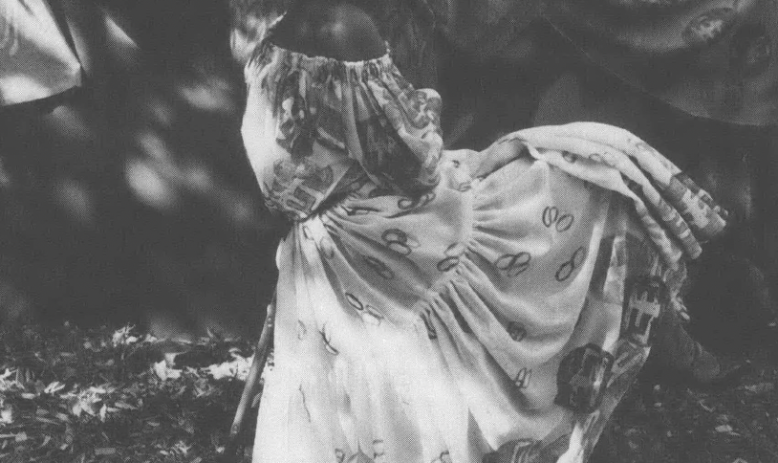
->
xmin=515 ymin=122 xmax=728 ymax=264
xmin=242 ymin=26 xmax=443 ymax=199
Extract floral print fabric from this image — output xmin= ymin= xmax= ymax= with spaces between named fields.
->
xmin=241 ymin=32 xmax=728 ymax=463
xmin=242 ymin=30 xmax=443 ymax=221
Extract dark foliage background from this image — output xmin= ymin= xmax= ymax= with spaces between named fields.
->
xmin=1 ymin=0 xmax=777 ymax=349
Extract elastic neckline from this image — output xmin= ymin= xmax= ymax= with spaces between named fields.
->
xmin=263 ymin=12 xmax=393 ymax=68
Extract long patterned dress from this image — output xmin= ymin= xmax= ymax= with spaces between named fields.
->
xmin=241 ymin=19 xmax=728 ymax=463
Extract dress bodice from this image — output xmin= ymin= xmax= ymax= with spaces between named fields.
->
xmin=241 ymin=24 xmax=444 ymax=221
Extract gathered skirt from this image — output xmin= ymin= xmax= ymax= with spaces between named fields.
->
xmin=252 ymin=123 xmax=725 ymax=463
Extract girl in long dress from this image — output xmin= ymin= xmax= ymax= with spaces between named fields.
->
xmin=239 ymin=2 xmax=729 ymax=462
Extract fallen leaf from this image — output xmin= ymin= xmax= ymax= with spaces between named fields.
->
xmin=153 ymin=360 xmax=181 ymax=381
xmin=743 ymin=382 xmax=775 ymax=395
xmin=95 ymin=447 xmax=116 ymax=456
xmin=696 ymin=400 xmax=715 ymax=413
xmin=14 ymin=432 xmax=27 ymax=443
xmin=34 ymin=416 xmax=60 ymax=425
xmin=0 ymin=404 xmax=15 ymax=424
xmin=44 ymin=381 xmax=66 ymax=395
xmin=113 ymin=401 xmax=136 ymax=410
xmin=173 ymin=441 xmax=192 ymax=456
xmin=715 ymin=424 xmax=734 ymax=434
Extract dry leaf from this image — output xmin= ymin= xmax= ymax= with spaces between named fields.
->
xmin=95 ymin=447 xmax=116 ymax=456
xmin=0 ymin=404 xmax=15 ymax=424
xmin=44 ymin=381 xmax=66 ymax=395
xmin=153 ymin=360 xmax=181 ymax=381
xmin=743 ymin=383 xmax=775 ymax=395
xmin=715 ymin=424 xmax=734 ymax=434
xmin=114 ymin=401 xmax=136 ymax=410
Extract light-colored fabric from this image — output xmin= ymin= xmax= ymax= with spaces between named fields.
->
xmin=243 ymin=35 xmax=443 ymax=221
xmin=242 ymin=33 xmax=727 ymax=463
xmin=0 ymin=0 xmax=82 ymax=106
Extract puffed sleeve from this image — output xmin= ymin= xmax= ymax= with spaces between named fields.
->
xmin=341 ymin=61 xmax=444 ymax=196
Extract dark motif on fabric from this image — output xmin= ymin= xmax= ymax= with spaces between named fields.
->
xmin=514 ymin=367 xmax=532 ymax=390
xmin=450 ymin=177 xmax=472 ymax=193
xmin=367 ymin=185 xmax=395 ymax=198
xmin=682 ymin=8 xmax=736 ymax=47
xmin=507 ymin=322 xmax=528 ymax=342
xmin=542 ymin=206 xmax=575 ymax=232
xmin=320 ymin=323 xmax=339 ymax=355
xmin=301 ymin=225 xmax=315 ymax=241
xmin=621 ymin=276 xmax=667 ymax=346
xmin=345 ymin=292 xmax=384 ymax=326
xmin=406 ymin=89 xmax=442 ymax=129
xmin=275 ymin=70 xmax=316 ymax=160
xmin=397 ymin=191 xmax=436 ymax=210
xmin=430 ymin=450 xmax=452 ymax=463
xmin=313 ymin=100 xmax=348 ymax=153
xmin=555 ymin=246 xmax=587 ymax=282
xmin=342 ymin=205 xmax=380 ymax=216
xmin=495 ymin=252 xmax=531 ymax=278
xmin=297 ymin=320 xmax=307 ymax=340
xmin=730 ymin=24 xmax=773 ymax=77
xmin=589 ymin=152 xmax=606 ymax=164
xmin=372 ymin=439 xmax=387 ymax=462
xmin=266 ymin=160 xmax=334 ymax=218
xmin=555 ymin=344 xmax=614 ymax=413
xmin=355 ymin=110 xmax=436 ymax=195
xmin=561 ymin=151 xmax=577 ymax=164
xmin=363 ymin=254 xmax=395 ymax=279
xmin=437 ymin=242 xmax=466 ymax=272
xmin=299 ymin=385 xmax=312 ymax=422
xmin=382 ymin=228 xmax=420 ymax=255
xmin=482 ymin=434 xmax=571 ymax=463
xmin=335 ymin=448 xmax=374 ymax=463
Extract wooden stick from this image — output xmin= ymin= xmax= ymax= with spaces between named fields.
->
xmin=222 ymin=296 xmax=277 ymax=463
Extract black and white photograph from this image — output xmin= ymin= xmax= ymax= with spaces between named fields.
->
xmin=1 ymin=0 xmax=777 ymax=462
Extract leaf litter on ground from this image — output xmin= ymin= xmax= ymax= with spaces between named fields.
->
xmin=2 ymin=322 xmax=776 ymax=463
xmin=1 ymin=322 xmax=258 ymax=462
